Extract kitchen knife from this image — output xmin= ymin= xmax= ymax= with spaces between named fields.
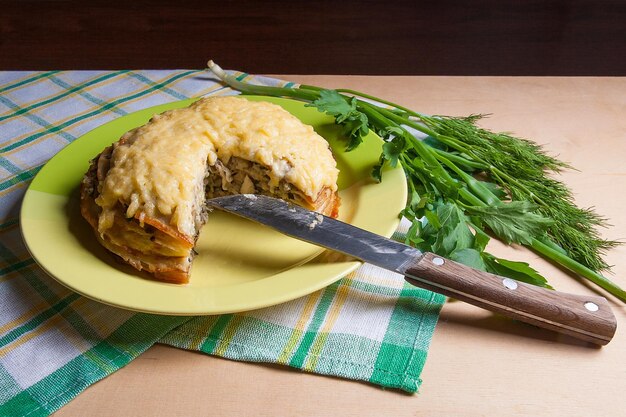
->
xmin=207 ymin=194 xmax=617 ymax=345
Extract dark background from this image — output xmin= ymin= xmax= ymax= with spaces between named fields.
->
xmin=1 ymin=0 xmax=625 ymax=75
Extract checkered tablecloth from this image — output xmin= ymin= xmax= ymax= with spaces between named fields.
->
xmin=0 ymin=69 xmax=445 ymax=416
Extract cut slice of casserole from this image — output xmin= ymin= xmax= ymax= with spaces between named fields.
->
xmin=80 ymin=96 xmax=340 ymax=284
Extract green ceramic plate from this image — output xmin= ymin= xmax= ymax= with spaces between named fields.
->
xmin=21 ymin=96 xmax=407 ymax=315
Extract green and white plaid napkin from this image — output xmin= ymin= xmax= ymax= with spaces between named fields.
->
xmin=0 ymin=69 xmax=445 ymax=417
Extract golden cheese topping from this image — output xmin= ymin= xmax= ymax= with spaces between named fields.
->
xmin=95 ymin=96 xmax=339 ymax=237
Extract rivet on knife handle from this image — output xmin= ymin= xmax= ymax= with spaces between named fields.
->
xmin=403 ymin=252 xmax=617 ymax=345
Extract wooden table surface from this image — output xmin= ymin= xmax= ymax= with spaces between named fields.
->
xmin=53 ymin=75 xmax=626 ymax=417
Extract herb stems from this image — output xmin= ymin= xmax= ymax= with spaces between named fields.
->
xmin=206 ymin=61 xmax=624 ymax=303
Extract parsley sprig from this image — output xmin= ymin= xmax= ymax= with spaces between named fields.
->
xmin=207 ymin=61 xmax=625 ymax=303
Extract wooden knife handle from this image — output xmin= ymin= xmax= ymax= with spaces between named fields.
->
xmin=404 ymin=252 xmax=617 ymax=345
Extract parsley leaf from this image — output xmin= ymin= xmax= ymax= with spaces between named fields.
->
xmin=306 ymin=89 xmax=351 ymax=116
xmin=416 ymin=201 xmax=475 ymax=257
xmin=450 ymin=248 xmax=487 ymax=271
xmin=466 ymin=201 xmax=553 ymax=245
xmin=307 ymin=90 xmax=369 ymax=151
xmin=483 ymin=254 xmax=552 ymax=288
xmin=381 ymin=130 xmax=407 ymax=168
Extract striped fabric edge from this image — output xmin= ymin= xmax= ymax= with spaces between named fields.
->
xmin=0 ymin=314 xmax=188 ymax=417
xmin=160 ymin=283 xmax=445 ymax=393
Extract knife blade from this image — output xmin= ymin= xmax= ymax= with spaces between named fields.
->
xmin=207 ymin=194 xmax=616 ymax=345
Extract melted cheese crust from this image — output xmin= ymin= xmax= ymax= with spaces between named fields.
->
xmin=95 ymin=96 xmax=339 ymax=237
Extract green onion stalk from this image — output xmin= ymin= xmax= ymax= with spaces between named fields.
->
xmin=206 ymin=61 xmax=625 ymax=303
